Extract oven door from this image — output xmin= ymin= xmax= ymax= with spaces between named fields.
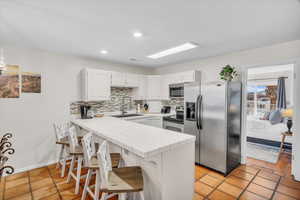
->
xmin=163 ymin=120 xmax=184 ymax=133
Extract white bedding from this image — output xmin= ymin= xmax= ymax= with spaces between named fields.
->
xmin=247 ymin=115 xmax=293 ymax=143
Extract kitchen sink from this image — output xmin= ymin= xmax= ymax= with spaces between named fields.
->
xmin=112 ymin=113 xmax=143 ymax=118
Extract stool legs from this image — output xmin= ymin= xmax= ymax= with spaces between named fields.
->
xmin=67 ymin=155 xmax=75 ymax=183
xmin=94 ymin=170 xmax=101 ymax=200
xmin=56 ymin=144 xmax=68 ymax=177
xmin=81 ymin=168 xmax=92 ymax=200
xmin=75 ymin=156 xmax=83 ymax=194
xmin=67 ymin=155 xmax=83 ymax=194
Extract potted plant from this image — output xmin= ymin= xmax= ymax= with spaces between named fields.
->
xmin=219 ymin=65 xmax=237 ymax=81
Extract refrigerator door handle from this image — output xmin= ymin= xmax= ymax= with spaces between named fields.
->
xmin=199 ymin=95 xmax=203 ymax=130
xmin=195 ymin=95 xmax=200 ymax=130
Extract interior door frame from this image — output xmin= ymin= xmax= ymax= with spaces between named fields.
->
xmin=240 ymin=59 xmax=298 ymax=173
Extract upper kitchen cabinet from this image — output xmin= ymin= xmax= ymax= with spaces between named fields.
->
xmin=147 ymin=75 xmax=161 ymax=100
xmin=160 ymin=75 xmax=172 ymax=100
xmin=111 ymin=72 xmax=139 ymax=87
xmin=181 ymin=70 xmax=201 ymax=83
xmin=125 ymin=73 xmax=139 ymax=87
xmin=82 ymin=68 xmax=111 ymax=101
xmin=169 ymin=70 xmax=201 ymax=84
xmin=132 ymin=75 xmax=148 ymax=100
xmin=111 ymin=71 xmax=126 ymax=87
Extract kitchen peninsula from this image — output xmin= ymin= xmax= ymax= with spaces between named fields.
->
xmin=71 ymin=117 xmax=195 ymax=200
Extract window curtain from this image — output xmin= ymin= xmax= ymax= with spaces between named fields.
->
xmin=276 ymin=77 xmax=287 ymax=110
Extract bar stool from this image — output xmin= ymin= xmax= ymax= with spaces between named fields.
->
xmin=81 ymin=133 xmax=121 ymax=200
xmin=97 ymin=141 xmax=144 ymax=200
xmin=53 ymin=122 xmax=71 ymax=177
xmin=67 ymin=126 xmax=85 ymax=194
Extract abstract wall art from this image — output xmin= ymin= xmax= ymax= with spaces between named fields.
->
xmin=21 ymin=72 xmax=41 ymax=93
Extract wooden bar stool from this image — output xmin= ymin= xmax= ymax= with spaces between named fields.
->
xmin=53 ymin=122 xmax=71 ymax=177
xmin=97 ymin=141 xmax=144 ymax=200
xmin=81 ymin=133 xmax=121 ymax=200
xmin=67 ymin=126 xmax=85 ymax=194
xmin=279 ymin=131 xmax=293 ymax=154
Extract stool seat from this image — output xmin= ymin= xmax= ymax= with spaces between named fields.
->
xmin=69 ymin=146 xmax=84 ymax=155
xmin=102 ymin=166 xmax=144 ymax=193
xmin=56 ymin=137 xmax=69 ymax=145
xmin=87 ymin=153 xmax=121 ymax=169
xmin=56 ymin=136 xmax=83 ymax=145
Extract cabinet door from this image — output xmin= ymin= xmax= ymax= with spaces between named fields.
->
xmin=160 ymin=75 xmax=170 ymax=100
xmin=111 ymin=71 xmax=126 ymax=87
xmin=168 ymin=73 xmax=182 ymax=84
xmin=83 ymin=69 xmax=111 ymax=101
xmin=132 ymin=75 xmax=147 ymax=100
xmin=182 ymin=71 xmax=197 ymax=83
xmin=125 ymin=73 xmax=139 ymax=87
xmin=147 ymin=76 xmax=161 ymax=100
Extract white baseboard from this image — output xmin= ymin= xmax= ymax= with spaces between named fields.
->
xmin=294 ymin=172 xmax=300 ymax=181
xmin=12 ymin=160 xmax=57 ymax=175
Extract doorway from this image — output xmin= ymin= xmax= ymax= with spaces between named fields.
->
xmin=245 ymin=64 xmax=294 ymax=164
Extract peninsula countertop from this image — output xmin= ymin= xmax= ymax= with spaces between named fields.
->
xmin=71 ymin=117 xmax=195 ymax=158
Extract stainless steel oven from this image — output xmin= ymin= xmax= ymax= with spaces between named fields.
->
xmin=162 ymin=115 xmax=184 ymax=133
xmin=169 ymin=84 xmax=184 ymax=98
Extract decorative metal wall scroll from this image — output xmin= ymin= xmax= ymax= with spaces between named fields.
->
xmin=0 ymin=133 xmax=15 ymax=178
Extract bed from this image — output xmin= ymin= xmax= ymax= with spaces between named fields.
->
xmin=247 ymin=115 xmax=292 ymax=145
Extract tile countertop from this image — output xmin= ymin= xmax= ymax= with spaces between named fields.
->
xmin=71 ymin=117 xmax=195 ymax=158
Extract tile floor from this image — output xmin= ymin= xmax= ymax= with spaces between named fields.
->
xmin=0 ymin=153 xmax=299 ymax=200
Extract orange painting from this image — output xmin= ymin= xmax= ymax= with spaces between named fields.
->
xmin=0 ymin=65 xmax=20 ymax=98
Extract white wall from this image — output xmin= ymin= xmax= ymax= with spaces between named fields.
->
xmin=293 ymin=63 xmax=300 ymax=180
xmin=0 ymin=45 xmax=153 ymax=172
xmin=154 ymin=40 xmax=300 ymax=180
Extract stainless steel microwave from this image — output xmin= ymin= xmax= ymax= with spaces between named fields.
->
xmin=169 ymin=84 xmax=184 ymax=98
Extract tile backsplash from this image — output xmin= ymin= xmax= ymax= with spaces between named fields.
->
xmin=70 ymin=87 xmax=183 ymax=115
xmin=162 ymin=98 xmax=184 ymax=108
xmin=70 ymin=87 xmax=142 ymax=115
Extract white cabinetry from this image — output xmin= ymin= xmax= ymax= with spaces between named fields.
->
xmin=125 ymin=73 xmax=139 ymax=87
xmin=133 ymin=75 xmax=148 ymax=100
xmin=82 ymin=68 xmax=111 ymax=101
xmin=111 ymin=71 xmax=125 ymax=87
xmin=147 ymin=75 xmax=161 ymax=100
xmin=181 ymin=71 xmax=200 ymax=82
xmin=111 ymin=72 xmax=139 ymax=87
xmin=160 ymin=75 xmax=171 ymax=100
xmin=169 ymin=70 xmax=200 ymax=84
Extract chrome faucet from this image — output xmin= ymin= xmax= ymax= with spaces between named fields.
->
xmin=121 ymin=96 xmax=132 ymax=115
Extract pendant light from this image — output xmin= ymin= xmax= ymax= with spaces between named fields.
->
xmin=0 ymin=48 xmax=7 ymax=75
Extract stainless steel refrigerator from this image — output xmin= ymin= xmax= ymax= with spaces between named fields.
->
xmin=184 ymin=81 xmax=242 ymax=175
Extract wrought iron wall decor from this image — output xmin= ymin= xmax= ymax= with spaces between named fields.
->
xmin=0 ymin=133 xmax=15 ymax=178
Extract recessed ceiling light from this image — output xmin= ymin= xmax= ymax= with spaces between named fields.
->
xmin=147 ymin=42 xmax=198 ymax=59
xmin=133 ymin=32 xmax=143 ymax=38
xmin=100 ymin=50 xmax=108 ymax=54
xmin=129 ymin=58 xmax=138 ymax=62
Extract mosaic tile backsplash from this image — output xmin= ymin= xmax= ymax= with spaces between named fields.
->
xmin=70 ymin=87 xmax=183 ymax=115
xmin=161 ymin=98 xmax=184 ymax=108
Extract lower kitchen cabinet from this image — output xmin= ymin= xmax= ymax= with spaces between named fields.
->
xmin=93 ymin=134 xmax=194 ymax=200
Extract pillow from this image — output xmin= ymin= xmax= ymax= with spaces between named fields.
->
xmin=260 ymin=112 xmax=271 ymax=120
xmin=269 ymin=110 xmax=283 ymax=125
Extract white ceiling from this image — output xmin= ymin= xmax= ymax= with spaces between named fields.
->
xmin=0 ymin=0 xmax=300 ymax=68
